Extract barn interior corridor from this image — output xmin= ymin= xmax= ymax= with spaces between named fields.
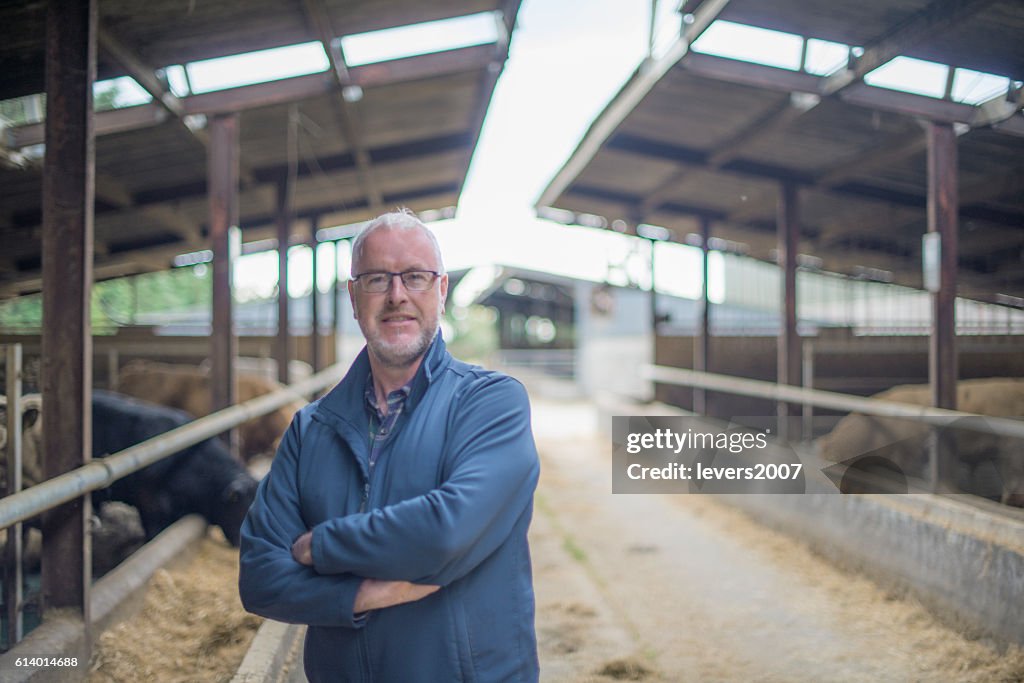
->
xmin=525 ymin=385 xmax=1024 ymax=682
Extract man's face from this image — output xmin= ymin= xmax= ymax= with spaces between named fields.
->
xmin=348 ymin=226 xmax=448 ymax=368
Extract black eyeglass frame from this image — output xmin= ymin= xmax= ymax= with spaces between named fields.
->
xmin=350 ymin=270 xmax=442 ymax=293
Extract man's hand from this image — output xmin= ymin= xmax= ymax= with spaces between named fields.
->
xmin=291 ymin=531 xmax=313 ymax=566
xmin=292 ymin=532 xmax=439 ymax=613
xmin=354 ymin=579 xmax=441 ymax=613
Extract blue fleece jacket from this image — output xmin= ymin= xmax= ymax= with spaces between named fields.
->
xmin=239 ymin=335 xmax=541 ymax=682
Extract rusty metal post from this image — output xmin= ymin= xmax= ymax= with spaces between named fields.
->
xmin=649 ymin=236 xmax=658 ymax=393
xmin=694 ymin=217 xmax=712 ymax=415
xmin=331 ymin=240 xmax=343 ymax=367
xmin=926 ymin=122 xmax=959 ymax=490
xmin=4 ymin=344 xmax=25 ymax=647
xmin=801 ymin=339 xmax=814 ymax=442
xmin=40 ymin=0 xmax=95 ymax=630
xmin=776 ymin=181 xmax=800 ymax=440
xmin=310 ymin=217 xmax=321 ymax=374
xmin=927 ymin=122 xmax=958 ymax=411
xmin=208 ymin=114 xmax=239 ymax=448
xmin=276 ymin=179 xmax=292 ymax=385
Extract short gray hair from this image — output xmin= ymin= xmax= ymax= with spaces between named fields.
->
xmin=350 ymin=209 xmax=444 ymax=274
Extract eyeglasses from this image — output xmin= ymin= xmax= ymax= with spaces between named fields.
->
xmin=351 ymin=270 xmax=441 ymax=294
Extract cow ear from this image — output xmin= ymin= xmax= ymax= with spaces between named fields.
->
xmin=23 ymin=406 xmax=40 ymax=431
xmin=223 ymin=477 xmax=250 ymax=503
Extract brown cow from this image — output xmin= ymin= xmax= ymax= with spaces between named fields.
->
xmin=115 ymin=360 xmax=306 ymax=462
xmin=816 ymin=378 xmax=1024 ymax=506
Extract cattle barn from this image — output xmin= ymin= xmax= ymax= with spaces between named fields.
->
xmin=0 ymin=0 xmax=520 ymax=662
xmin=1 ymin=0 xmax=1024 ymax=677
xmin=534 ymin=0 xmax=1024 ymax=649
xmin=538 ymin=0 xmax=1024 ymax=415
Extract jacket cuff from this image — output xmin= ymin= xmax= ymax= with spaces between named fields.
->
xmin=339 ymin=579 xmax=368 ymax=628
xmin=310 ymin=524 xmax=338 ymax=574
xmin=312 ymin=527 xmax=366 ymax=627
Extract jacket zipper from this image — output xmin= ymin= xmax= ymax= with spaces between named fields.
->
xmin=359 ymin=422 xmax=386 ymax=512
xmin=359 ymin=479 xmax=370 ymax=512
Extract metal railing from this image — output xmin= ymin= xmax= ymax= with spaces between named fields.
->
xmin=493 ymin=349 xmax=576 ymax=378
xmin=642 ymin=364 xmax=1024 ymax=440
xmin=0 ymin=344 xmax=347 ymax=649
xmin=0 ymin=363 xmax=345 ymax=529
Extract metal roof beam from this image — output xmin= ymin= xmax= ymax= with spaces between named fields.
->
xmin=991 ymin=113 xmax=1024 ymax=137
xmin=971 ymin=84 xmax=1024 ymax=129
xmin=680 ymin=52 xmax=978 ymax=123
xmin=728 ymin=131 xmax=927 ymax=222
xmin=822 ymin=0 xmax=999 ymax=96
xmin=840 ymin=165 xmax=1024 ymax=252
xmin=589 ymin=130 xmax=1024 ymax=230
xmin=94 ymin=173 xmax=133 ymax=208
xmin=6 ymin=44 xmax=499 ymax=149
xmin=961 ymin=165 xmax=1024 ymax=206
xmin=816 ymin=135 xmax=927 ymax=189
xmin=97 ymin=26 xmax=185 ymax=120
xmin=302 ymin=0 xmax=382 ymax=212
xmin=9 ymin=132 xmax=469 ymax=248
xmin=93 ymin=172 xmax=202 ymax=242
xmin=536 ymin=0 xmax=732 ymax=208
xmin=96 ymin=23 xmax=249 ymax=186
xmin=99 ymin=26 xmax=259 ymax=189
xmin=0 ymin=180 xmax=461 ymax=297
xmin=8 ymin=103 xmax=166 ymax=148
xmin=635 ymin=95 xmax=817 ymax=218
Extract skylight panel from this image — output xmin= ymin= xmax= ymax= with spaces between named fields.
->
xmin=164 ymin=65 xmax=191 ymax=97
xmin=0 ymin=94 xmax=44 ymax=126
xmin=186 ymin=42 xmax=329 ymax=94
xmin=951 ymin=68 xmax=1012 ymax=105
xmin=690 ymin=20 xmax=804 ymax=71
xmin=651 ymin=0 xmax=682 ymax=60
xmin=863 ymin=56 xmax=949 ymax=99
xmin=94 ymin=76 xmax=151 ymax=110
xmin=341 ymin=12 xmax=499 ymax=67
xmin=804 ymin=39 xmax=849 ymax=76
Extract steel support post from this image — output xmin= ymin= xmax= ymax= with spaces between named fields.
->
xmin=310 ymin=217 xmax=321 ymax=374
xmin=927 ymin=122 xmax=958 ymax=410
xmin=331 ymin=240 xmax=343 ymax=367
xmin=649 ymin=237 xmax=658 ymax=395
xmin=802 ymin=340 xmax=815 ymax=442
xmin=694 ymin=217 xmax=712 ymax=415
xmin=926 ymin=122 xmax=959 ymax=490
xmin=40 ymin=0 xmax=95 ymax=630
xmin=4 ymin=344 xmax=24 ymax=647
xmin=776 ymin=182 xmax=800 ymax=440
xmin=208 ymin=114 xmax=239 ymax=448
xmin=276 ymin=179 xmax=292 ymax=385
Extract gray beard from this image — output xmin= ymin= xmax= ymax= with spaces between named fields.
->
xmin=367 ymin=326 xmax=437 ymax=368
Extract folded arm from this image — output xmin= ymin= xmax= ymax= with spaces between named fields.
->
xmin=310 ymin=376 xmax=540 ymax=586
xmin=239 ymin=411 xmax=436 ymax=626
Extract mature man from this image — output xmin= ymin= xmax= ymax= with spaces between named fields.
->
xmin=239 ymin=211 xmax=541 ymax=682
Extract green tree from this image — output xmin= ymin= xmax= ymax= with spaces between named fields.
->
xmin=0 ymin=266 xmax=212 ymax=332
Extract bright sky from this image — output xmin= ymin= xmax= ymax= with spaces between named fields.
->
xmin=239 ymin=0 xmax=690 ymax=302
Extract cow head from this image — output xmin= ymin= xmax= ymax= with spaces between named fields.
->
xmin=0 ymin=394 xmax=44 ymax=490
xmin=214 ymin=474 xmax=258 ymax=546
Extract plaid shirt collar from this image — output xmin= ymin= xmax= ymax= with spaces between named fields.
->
xmin=364 ymin=373 xmax=412 ymax=426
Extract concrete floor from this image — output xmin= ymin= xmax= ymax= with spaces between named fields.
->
xmin=252 ymin=387 xmax=1023 ymax=682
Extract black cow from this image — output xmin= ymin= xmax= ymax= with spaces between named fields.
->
xmin=91 ymin=390 xmax=257 ymax=545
